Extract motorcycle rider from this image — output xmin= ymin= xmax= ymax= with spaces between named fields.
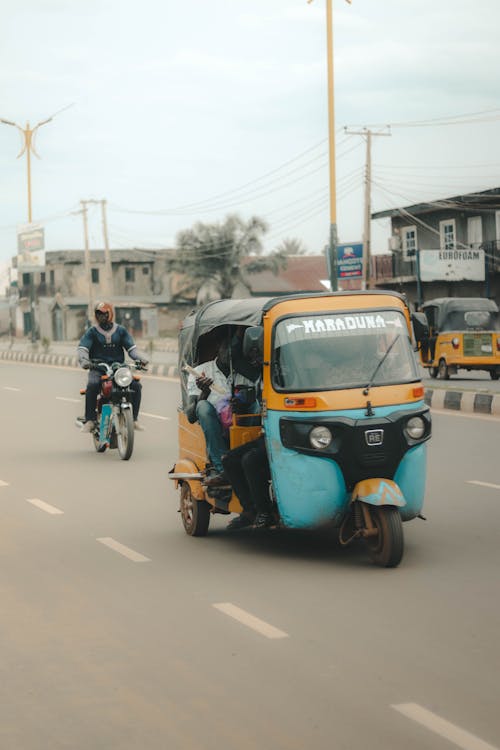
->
xmin=77 ymin=302 xmax=149 ymax=432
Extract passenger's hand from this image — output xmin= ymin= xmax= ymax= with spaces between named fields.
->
xmin=195 ymin=373 xmax=213 ymax=395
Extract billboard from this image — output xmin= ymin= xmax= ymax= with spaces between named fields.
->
xmin=419 ymin=248 xmax=485 ymax=282
xmin=337 ymin=242 xmax=363 ymax=279
xmin=17 ymin=223 xmax=44 ymax=252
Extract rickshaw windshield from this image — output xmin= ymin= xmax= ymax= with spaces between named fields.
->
xmin=441 ymin=309 xmax=500 ymax=331
xmin=271 ymin=309 xmax=419 ymax=391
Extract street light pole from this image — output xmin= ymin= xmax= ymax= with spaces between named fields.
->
xmin=308 ymin=0 xmax=351 ymax=292
xmin=0 ymin=104 xmax=73 ymax=222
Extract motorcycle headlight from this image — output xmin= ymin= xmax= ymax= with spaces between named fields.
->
xmin=114 ymin=367 xmax=133 ymax=387
xmin=309 ymin=425 xmax=332 ymax=450
xmin=405 ymin=415 xmax=425 ymax=440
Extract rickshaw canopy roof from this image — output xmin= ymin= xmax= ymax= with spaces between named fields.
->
xmin=422 ymin=297 xmax=499 ymax=327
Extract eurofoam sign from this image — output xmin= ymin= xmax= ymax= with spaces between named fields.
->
xmin=419 ymin=248 xmax=485 ymax=282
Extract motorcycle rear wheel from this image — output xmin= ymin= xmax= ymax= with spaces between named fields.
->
xmin=364 ymin=506 xmax=404 ymax=568
xmin=92 ymin=425 xmax=107 ymax=453
xmin=116 ymin=409 xmax=134 ymax=460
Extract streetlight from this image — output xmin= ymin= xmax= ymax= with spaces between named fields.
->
xmin=308 ymin=0 xmax=351 ymax=292
xmin=0 ymin=103 xmax=73 ymax=222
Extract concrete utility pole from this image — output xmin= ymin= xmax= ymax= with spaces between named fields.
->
xmin=84 ymin=199 xmax=113 ymax=298
xmin=308 ymin=0 xmax=352 ymax=292
xmin=79 ymin=201 xmax=93 ymax=326
xmin=344 ymin=126 xmax=390 ymax=289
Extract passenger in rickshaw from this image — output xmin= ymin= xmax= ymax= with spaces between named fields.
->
xmin=185 ymin=330 xmax=260 ymax=485
xmin=222 ymin=433 xmax=275 ymax=530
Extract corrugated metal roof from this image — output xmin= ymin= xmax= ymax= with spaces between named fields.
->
xmin=245 ymin=255 xmax=328 ymax=294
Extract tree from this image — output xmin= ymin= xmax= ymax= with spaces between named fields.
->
xmin=275 ymin=237 xmax=308 ymax=256
xmin=170 ymin=214 xmax=287 ymax=300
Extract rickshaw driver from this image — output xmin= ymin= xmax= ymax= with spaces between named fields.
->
xmin=185 ymin=337 xmax=260 ymax=485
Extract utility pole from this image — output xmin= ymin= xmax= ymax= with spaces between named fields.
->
xmin=79 ymin=201 xmax=93 ymax=326
xmin=344 ymin=126 xmax=390 ymax=289
xmin=308 ymin=0 xmax=352 ymax=292
xmin=84 ymin=199 xmax=113 ymax=298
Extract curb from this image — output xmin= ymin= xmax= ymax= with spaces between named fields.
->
xmin=2 ymin=349 xmax=499 ymax=417
xmin=424 ymin=387 xmax=500 ymax=417
xmin=0 ymin=349 xmax=180 ymax=379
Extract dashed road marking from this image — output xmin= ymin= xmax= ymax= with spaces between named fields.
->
xmin=392 ymin=703 xmax=499 ymax=750
xmin=26 ymin=498 xmax=64 ymax=515
xmin=97 ymin=537 xmax=151 ymax=562
xmin=0 ymin=480 xmax=9 ymax=487
xmin=3 ymin=386 xmax=20 ymax=391
xmin=213 ymin=603 xmax=289 ymax=640
xmin=141 ymin=411 xmax=170 ymax=421
xmin=467 ymin=480 xmax=500 ymax=490
xmin=56 ymin=396 xmax=80 ymax=403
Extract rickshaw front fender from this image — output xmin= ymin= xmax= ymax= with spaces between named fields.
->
xmin=351 ymin=478 xmax=406 ymax=508
xmin=169 ymin=459 xmax=206 ymax=500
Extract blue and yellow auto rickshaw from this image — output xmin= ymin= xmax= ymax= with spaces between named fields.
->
xmin=169 ymin=291 xmax=431 ymax=567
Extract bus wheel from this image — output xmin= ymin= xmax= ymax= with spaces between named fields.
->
xmin=490 ymin=371 xmax=500 ymax=381
xmin=364 ymin=506 xmax=404 ymax=568
xmin=438 ymin=359 xmax=450 ymax=379
xmin=180 ymin=483 xmax=210 ymax=537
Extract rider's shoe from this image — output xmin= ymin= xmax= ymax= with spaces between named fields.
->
xmin=204 ymin=472 xmax=230 ymax=487
xmin=134 ymin=421 xmax=145 ymax=431
xmin=226 ymin=513 xmax=255 ymax=531
xmin=253 ymin=512 xmax=276 ymax=529
xmin=81 ymin=420 xmax=95 ymax=433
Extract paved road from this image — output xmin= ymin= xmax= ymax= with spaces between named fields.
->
xmin=0 ymin=360 xmax=499 ymax=749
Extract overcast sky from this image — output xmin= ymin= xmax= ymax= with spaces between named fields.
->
xmin=1 ymin=0 xmax=500 ymax=269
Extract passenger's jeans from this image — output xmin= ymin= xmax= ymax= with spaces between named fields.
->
xmin=196 ymin=400 xmax=229 ymax=473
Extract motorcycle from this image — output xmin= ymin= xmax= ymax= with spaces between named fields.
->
xmin=77 ymin=360 xmax=146 ymax=460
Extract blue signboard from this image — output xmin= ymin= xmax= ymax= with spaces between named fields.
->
xmin=337 ymin=242 xmax=363 ymax=279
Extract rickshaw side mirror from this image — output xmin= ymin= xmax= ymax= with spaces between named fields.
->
xmin=411 ymin=312 xmax=429 ymax=343
xmin=243 ymin=326 xmax=264 ymax=362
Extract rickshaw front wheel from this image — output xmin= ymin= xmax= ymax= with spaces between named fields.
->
xmin=180 ymin=482 xmax=210 ymax=537
xmin=364 ymin=506 xmax=404 ymax=568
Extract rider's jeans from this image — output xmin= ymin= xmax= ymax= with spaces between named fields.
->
xmin=196 ymin=400 xmax=229 ymax=473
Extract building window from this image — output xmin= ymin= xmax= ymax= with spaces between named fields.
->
xmin=22 ymin=272 xmax=31 ymax=286
xmin=439 ymin=219 xmax=456 ymax=250
xmin=50 ymin=270 xmax=55 ymax=284
xmin=142 ymin=266 xmax=149 ymax=275
xmin=401 ymin=225 xmax=417 ymax=260
xmin=91 ymin=268 xmax=100 ymax=284
xmin=40 ymin=272 xmax=46 ymax=283
xmin=467 ymin=216 xmax=482 ymax=248
xmin=125 ymin=267 xmax=135 ymax=282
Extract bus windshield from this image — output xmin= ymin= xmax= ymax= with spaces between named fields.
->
xmin=271 ymin=310 xmax=419 ymax=391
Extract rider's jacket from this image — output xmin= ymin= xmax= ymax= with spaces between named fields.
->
xmin=78 ymin=323 xmax=138 ymax=365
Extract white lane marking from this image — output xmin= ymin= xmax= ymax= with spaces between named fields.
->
xmin=392 ymin=704 xmax=499 ymax=750
xmin=141 ymin=411 xmax=170 ymax=421
xmin=213 ymin=603 xmax=289 ymax=640
xmin=56 ymin=396 xmax=80 ymax=403
xmin=4 ymin=386 xmax=20 ymax=391
xmin=467 ymin=480 xmax=500 ymax=490
xmin=97 ymin=537 xmax=151 ymax=562
xmin=26 ymin=498 xmax=64 ymax=515
xmin=0 ymin=480 xmax=9 ymax=487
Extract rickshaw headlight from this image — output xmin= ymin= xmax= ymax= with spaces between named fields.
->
xmin=309 ymin=426 xmax=332 ymax=450
xmin=405 ymin=416 xmax=425 ymax=440
xmin=452 ymin=337 xmax=460 ymax=349
xmin=114 ymin=367 xmax=133 ymax=387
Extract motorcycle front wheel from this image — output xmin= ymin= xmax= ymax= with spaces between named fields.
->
xmin=116 ymin=409 xmax=134 ymax=460
xmin=364 ymin=506 xmax=404 ymax=568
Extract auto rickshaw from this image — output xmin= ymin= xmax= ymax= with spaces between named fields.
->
xmin=417 ymin=297 xmax=500 ymax=380
xmin=169 ymin=291 xmax=431 ymax=567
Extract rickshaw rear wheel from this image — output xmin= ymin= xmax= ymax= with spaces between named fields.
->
xmin=429 ymin=366 xmax=438 ymax=379
xmin=180 ymin=482 xmax=210 ymax=537
xmin=490 ymin=371 xmax=499 ymax=380
xmin=438 ymin=358 xmax=450 ymax=380
xmin=365 ymin=506 xmax=404 ymax=568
